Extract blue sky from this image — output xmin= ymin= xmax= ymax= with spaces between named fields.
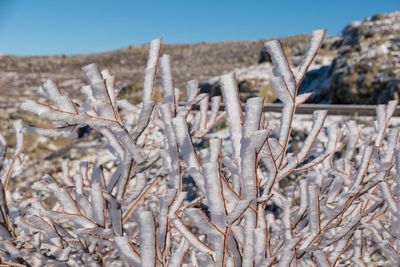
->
xmin=0 ymin=0 xmax=398 ymax=56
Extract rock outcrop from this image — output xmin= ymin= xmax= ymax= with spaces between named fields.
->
xmin=202 ymin=9 xmax=400 ymax=106
xmin=299 ymin=11 xmax=400 ymax=104
xmin=200 ymin=36 xmax=335 ymax=103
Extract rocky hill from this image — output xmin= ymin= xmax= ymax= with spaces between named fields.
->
xmin=299 ymin=11 xmax=400 ymax=104
xmin=0 ymin=11 xmax=398 ymax=107
xmin=202 ymin=11 xmax=400 ymax=105
xmin=0 ymin=35 xmax=310 ymax=104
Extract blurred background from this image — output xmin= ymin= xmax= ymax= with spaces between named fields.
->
xmin=0 ymin=0 xmax=398 ymax=192
xmin=0 ymin=0 xmax=399 ymax=117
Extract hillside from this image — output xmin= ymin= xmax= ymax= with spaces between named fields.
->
xmin=0 ymin=11 xmax=398 ymax=107
xmin=0 ymin=35 xmax=312 ymax=102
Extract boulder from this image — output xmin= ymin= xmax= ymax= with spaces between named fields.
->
xmin=200 ymin=63 xmax=276 ymax=103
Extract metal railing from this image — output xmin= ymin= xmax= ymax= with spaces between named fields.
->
xmin=190 ymin=103 xmax=399 ymax=116
xmin=0 ymin=100 xmax=398 ymax=117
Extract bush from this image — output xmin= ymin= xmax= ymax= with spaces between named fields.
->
xmin=1 ymin=30 xmax=400 ymax=266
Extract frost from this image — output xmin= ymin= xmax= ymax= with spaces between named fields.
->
xmin=2 ymin=30 xmax=400 ymax=266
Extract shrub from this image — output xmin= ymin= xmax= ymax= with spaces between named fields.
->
xmin=1 ymin=30 xmax=400 ymax=266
